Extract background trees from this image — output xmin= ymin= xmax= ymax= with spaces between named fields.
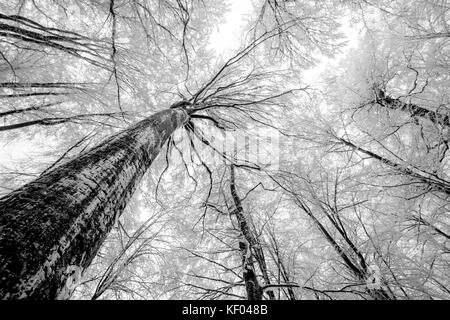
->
xmin=0 ymin=0 xmax=449 ymax=300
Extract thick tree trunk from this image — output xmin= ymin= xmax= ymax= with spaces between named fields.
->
xmin=0 ymin=108 xmax=187 ymax=299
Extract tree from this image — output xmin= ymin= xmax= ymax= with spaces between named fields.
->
xmin=229 ymin=164 xmax=274 ymax=300
xmin=298 ymin=1 xmax=450 ymax=298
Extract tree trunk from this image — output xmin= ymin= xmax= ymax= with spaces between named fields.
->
xmin=376 ymin=91 xmax=450 ymax=127
xmin=292 ymin=197 xmax=393 ymax=300
xmin=0 ymin=108 xmax=188 ymax=299
xmin=229 ymin=165 xmax=275 ymax=300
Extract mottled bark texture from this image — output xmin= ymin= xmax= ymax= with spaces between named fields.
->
xmin=0 ymin=108 xmax=187 ymax=299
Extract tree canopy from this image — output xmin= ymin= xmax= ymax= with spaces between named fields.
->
xmin=0 ymin=0 xmax=449 ymax=300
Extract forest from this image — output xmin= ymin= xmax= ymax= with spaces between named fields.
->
xmin=0 ymin=0 xmax=449 ymax=300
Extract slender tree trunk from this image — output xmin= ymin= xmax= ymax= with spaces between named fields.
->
xmin=229 ymin=165 xmax=275 ymax=300
xmin=376 ymin=91 xmax=450 ymax=127
xmin=239 ymin=240 xmax=263 ymax=300
xmin=0 ymin=108 xmax=187 ymax=299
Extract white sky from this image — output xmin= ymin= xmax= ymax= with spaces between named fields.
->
xmin=208 ymin=0 xmax=255 ymax=57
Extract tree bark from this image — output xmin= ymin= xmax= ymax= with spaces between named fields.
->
xmin=0 ymin=108 xmax=187 ymax=299
xmin=376 ymin=91 xmax=450 ymax=127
